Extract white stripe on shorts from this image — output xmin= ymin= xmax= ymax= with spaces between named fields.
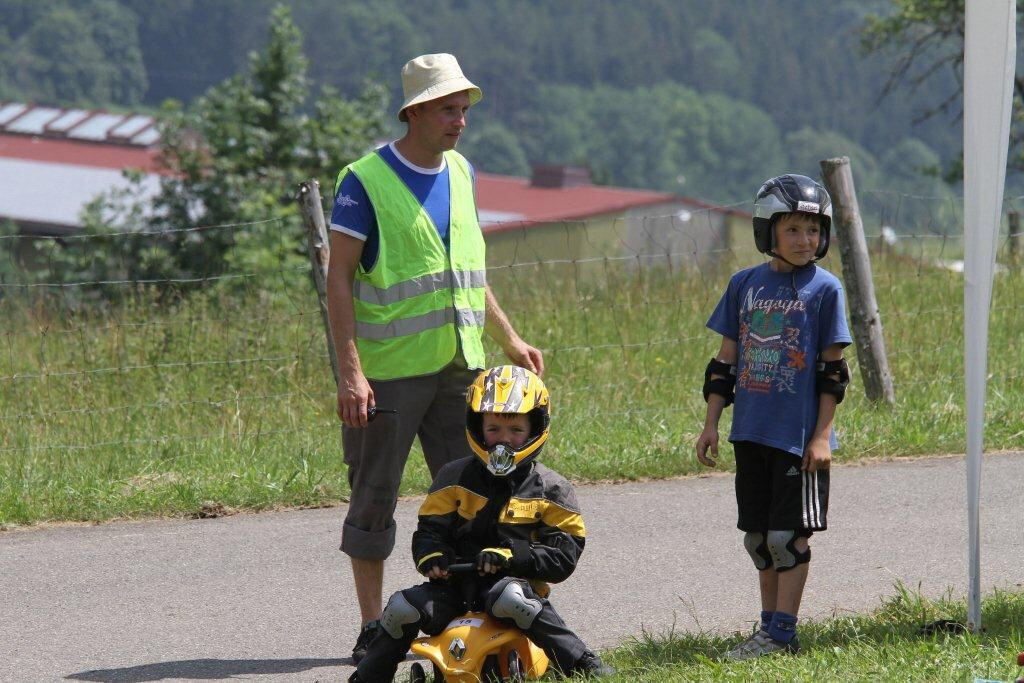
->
xmin=802 ymin=470 xmax=820 ymax=529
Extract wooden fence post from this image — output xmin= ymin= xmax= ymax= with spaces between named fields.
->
xmin=1008 ymin=210 xmax=1020 ymax=264
xmin=820 ymin=157 xmax=896 ymax=405
xmin=297 ymin=179 xmax=340 ymax=389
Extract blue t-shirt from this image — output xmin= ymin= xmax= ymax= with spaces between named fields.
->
xmin=329 ymin=142 xmax=475 ymax=271
xmin=707 ymin=263 xmax=853 ymax=456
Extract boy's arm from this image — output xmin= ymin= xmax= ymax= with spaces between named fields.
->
xmin=412 ymin=514 xmax=458 ymax=578
xmin=696 ymin=336 xmax=738 ymax=467
xmin=503 ymin=484 xmax=586 ymax=584
xmin=506 ymin=526 xmax=585 ymax=584
xmin=804 ymin=343 xmax=845 ymax=472
xmin=412 ymin=485 xmax=462 ymax=577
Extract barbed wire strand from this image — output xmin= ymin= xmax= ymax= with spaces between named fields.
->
xmin=3 ymin=197 xmax=1021 ymax=455
xmin=0 ymin=216 xmax=287 ymax=243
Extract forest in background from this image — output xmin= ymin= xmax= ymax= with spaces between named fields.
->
xmin=0 ymin=0 xmax=1011 ymax=204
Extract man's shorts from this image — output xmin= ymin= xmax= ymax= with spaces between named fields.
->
xmin=340 ymin=359 xmax=479 ymax=561
xmin=733 ymin=440 xmax=829 ymax=533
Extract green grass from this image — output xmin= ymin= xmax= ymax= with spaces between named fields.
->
xmin=1 ymin=230 xmax=1021 ymax=526
xmin=585 ymin=586 xmax=1024 ymax=682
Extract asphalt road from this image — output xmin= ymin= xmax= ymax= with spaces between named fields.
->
xmin=3 ymin=452 xmax=1022 ymax=682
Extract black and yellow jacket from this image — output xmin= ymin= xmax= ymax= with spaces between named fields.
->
xmin=412 ymin=456 xmax=585 ymax=588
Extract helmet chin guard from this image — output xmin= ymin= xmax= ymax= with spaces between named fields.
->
xmin=487 ymin=443 xmax=517 ymax=477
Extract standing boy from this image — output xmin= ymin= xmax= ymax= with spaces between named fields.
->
xmin=695 ymin=174 xmax=852 ymax=659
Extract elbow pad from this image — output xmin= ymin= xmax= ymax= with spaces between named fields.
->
xmin=816 ymin=358 xmax=850 ymax=403
xmin=703 ymin=358 xmax=737 ymax=406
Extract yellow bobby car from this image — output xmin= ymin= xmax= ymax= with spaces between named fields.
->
xmin=408 ymin=564 xmax=550 ymax=683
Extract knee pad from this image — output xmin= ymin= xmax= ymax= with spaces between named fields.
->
xmin=490 ymin=581 xmax=542 ymax=630
xmin=743 ymin=531 xmax=773 ymax=570
xmin=766 ymin=530 xmax=811 ymax=572
xmin=380 ymin=590 xmax=420 ymax=639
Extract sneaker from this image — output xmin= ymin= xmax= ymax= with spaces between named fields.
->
xmin=724 ymin=629 xmax=800 ymax=660
xmin=351 ymin=619 xmax=380 ymax=663
xmin=569 ymin=650 xmax=616 ymax=678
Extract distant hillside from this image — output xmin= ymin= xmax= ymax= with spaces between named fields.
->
xmin=1 ymin=0 xmax=966 ymax=203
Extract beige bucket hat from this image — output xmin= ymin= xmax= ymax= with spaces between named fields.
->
xmin=398 ymin=53 xmax=482 ymax=122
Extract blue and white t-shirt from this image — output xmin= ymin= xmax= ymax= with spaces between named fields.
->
xmin=329 ymin=142 xmax=476 ymax=271
xmin=707 ymin=263 xmax=853 ymax=456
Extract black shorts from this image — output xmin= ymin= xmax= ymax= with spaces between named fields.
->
xmin=734 ymin=441 xmax=829 ymax=533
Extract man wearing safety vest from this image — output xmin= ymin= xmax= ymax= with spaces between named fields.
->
xmin=325 ymin=53 xmax=544 ymax=663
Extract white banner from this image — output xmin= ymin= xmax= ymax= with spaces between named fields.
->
xmin=963 ymin=0 xmax=1016 ymax=632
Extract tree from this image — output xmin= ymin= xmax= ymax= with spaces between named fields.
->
xmin=686 ymin=29 xmax=749 ymax=98
xmin=458 ymin=121 xmax=530 ymax=177
xmin=880 ymin=137 xmax=943 ymax=189
xmin=290 ymin=0 xmax=424 ymax=105
xmin=783 ymin=127 xmax=881 ymax=190
xmin=69 ymin=4 xmax=388 ymax=296
xmin=124 ymin=0 xmax=273 ymax=105
xmin=862 ymin=0 xmax=1024 ymax=172
xmin=698 ymin=94 xmax=787 ymax=203
xmin=155 ymin=5 xmax=387 ymax=278
xmin=509 ymin=80 xmax=787 ymax=203
xmin=1 ymin=0 xmax=147 ymax=105
xmin=875 ymin=137 xmax=956 ymax=232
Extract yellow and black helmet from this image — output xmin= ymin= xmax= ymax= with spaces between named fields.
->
xmin=466 ymin=365 xmax=551 ymax=476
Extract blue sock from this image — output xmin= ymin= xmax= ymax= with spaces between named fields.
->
xmin=768 ymin=611 xmax=798 ymax=643
xmin=760 ymin=610 xmax=775 ymax=633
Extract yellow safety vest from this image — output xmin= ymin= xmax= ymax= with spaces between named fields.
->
xmin=334 ymin=149 xmax=487 ymax=380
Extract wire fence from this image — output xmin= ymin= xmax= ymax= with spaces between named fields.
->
xmin=0 ymin=188 xmax=1021 ymax=495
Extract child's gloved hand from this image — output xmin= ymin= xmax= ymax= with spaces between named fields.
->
xmin=417 ymin=553 xmax=450 ymax=579
xmin=476 ymin=547 xmax=512 ymax=575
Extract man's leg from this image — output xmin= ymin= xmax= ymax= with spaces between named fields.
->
xmin=417 ymin=361 xmax=477 ymax=477
xmin=351 ymin=558 xmax=384 ymax=625
xmin=341 ymin=374 xmax=434 ymax=654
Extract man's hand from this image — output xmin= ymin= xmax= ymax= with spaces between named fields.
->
xmin=695 ymin=426 xmax=719 ymax=467
xmin=476 ymin=547 xmax=512 ymax=575
xmin=418 ymin=554 xmax=450 ymax=580
xmin=337 ymin=369 xmax=374 ymax=428
xmin=503 ymin=340 xmax=544 ymax=376
xmin=803 ymin=435 xmax=832 ymax=472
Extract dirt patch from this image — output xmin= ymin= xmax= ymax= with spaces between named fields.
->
xmin=193 ymin=501 xmax=235 ymax=519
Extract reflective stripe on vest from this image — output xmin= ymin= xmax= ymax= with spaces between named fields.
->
xmin=356 ymin=307 xmax=485 ymax=340
xmin=336 ymin=149 xmax=487 ymax=380
xmin=352 ymin=269 xmax=487 ymax=307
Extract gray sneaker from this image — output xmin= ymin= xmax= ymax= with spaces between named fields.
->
xmin=724 ymin=629 xmax=800 ymax=660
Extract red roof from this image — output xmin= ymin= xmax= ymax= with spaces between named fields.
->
xmin=0 ymin=133 xmax=163 ymax=173
xmin=475 ymin=172 xmax=680 ymax=231
xmin=0 ymin=131 xmax=743 ymax=226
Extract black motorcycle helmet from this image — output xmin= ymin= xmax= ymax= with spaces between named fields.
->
xmin=752 ymin=174 xmax=833 ymax=261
